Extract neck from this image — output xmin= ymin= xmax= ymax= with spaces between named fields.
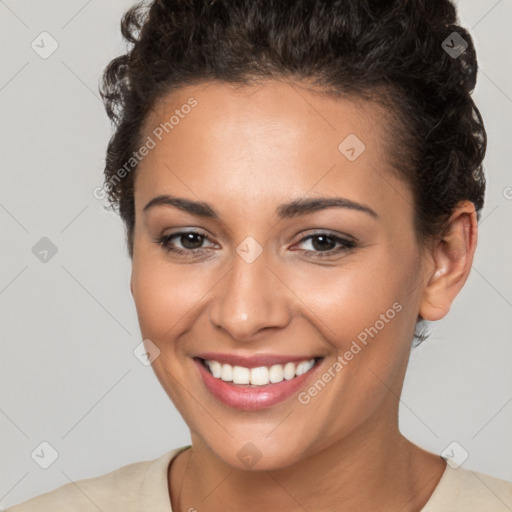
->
xmin=169 ymin=406 xmax=446 ymax=512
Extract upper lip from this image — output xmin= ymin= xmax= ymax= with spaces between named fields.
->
xmin=195 ymin=352 xmax=323 ymax=368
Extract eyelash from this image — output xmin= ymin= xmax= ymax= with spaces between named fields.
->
xmin=153 ymin=230 xmax=357 ymax=260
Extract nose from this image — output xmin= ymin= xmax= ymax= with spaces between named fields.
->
xmin=208 ymin=250 xmax=291 ymax=342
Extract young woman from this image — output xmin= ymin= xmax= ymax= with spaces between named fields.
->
xmin=8 ymin=0 xmax=512 ymax=510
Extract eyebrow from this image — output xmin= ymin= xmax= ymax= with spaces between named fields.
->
xmin=143 ymin=194 xmax=378 ymax=220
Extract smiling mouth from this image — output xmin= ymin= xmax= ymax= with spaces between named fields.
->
xmin=195 ymin=357 xmax=324 ymax=387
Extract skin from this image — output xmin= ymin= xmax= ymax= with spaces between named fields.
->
xmin=129 ymin=79 xmax=478 ymax=511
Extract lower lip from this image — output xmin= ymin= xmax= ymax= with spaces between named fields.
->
xmin=194 ymin=358 xmax=322 ymax=411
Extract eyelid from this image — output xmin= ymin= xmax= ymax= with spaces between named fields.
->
xmin=160 ymin=228 xmax=355 ymax=246
xmin=291 ymin=228 xmax=357 ymax=243
xmin=163 ymin=228 xmax=218 ymax=247
xmin=290 ymin=232 xmax=356 ymax=256
xmin=155 ymin=228 xmax=357 ymax=260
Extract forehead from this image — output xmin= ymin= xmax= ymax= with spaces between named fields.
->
xmin=134 ymin=80 xmax=412 ymax=223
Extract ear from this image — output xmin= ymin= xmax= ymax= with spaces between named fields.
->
xmin=419 ymin=201 xmax=478 ymax=322
xmin=130 ymin=270 xmax=134 ymax=297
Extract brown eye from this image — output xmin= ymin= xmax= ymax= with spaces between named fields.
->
xmin=294 ymin=232 xmax=357 ymax=259
xmin=176 ymin=232 xmax=205 ymax=250
xmin=153 ymin=230 xmax=215 ymax=257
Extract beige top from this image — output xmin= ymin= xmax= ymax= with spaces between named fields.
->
xmin=5 ymin=446 xmax=512 ymax=511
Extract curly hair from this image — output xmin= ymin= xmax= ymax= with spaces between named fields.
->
xmin=99 ymin=0 xmax=487 ymax=344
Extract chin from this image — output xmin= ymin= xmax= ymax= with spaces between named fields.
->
xmin=223 ymin=444 xmax=305 ymax=472
xmin=194 ymin=430 xmax=315 ymax=472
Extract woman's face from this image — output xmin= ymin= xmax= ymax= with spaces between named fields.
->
xmin=130 ymin=79 xmax=431 ymax=470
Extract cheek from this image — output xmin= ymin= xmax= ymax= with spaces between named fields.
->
xmin=279 ymin=250 xmax=418 ymax=409
xmin=131 ymin=256 xmax=205 ymax=341
xmin=285 ymin=264 xmax=414 ymax=445
xmin=280 ymin=250 xmax=415 ymax=347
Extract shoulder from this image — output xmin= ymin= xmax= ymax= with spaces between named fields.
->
xmin=423 ymin=463 xmax=512 ymax=511
xmin=4 ymin=447 xmax=189 ymax=512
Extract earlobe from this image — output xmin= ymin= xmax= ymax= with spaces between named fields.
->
xmin=419 ymin=201 xmax=478 ymax=322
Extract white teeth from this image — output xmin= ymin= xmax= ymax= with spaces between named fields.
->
xmin=204 ymin=358 xmax=317 ymax=386
xmin=283 ymin=362 xmax=296 ymax=380
xmin=220 ymin=363 xmax=233 ymax=382
xmin=232 ymin=365 xmax=250 ymax=384
xmin=269 ymin=364 xmax=284 ymax=383
xmin=209 ymin=360 xmax=222 ymax=378
xmin=250 ymin=366 xmax=269 ymax=386
xmin=295 ymin=361 xmax=310 ymax=376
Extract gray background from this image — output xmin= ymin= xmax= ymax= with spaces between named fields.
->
xmin=1 ymin=0 xmax=511 ymax=508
